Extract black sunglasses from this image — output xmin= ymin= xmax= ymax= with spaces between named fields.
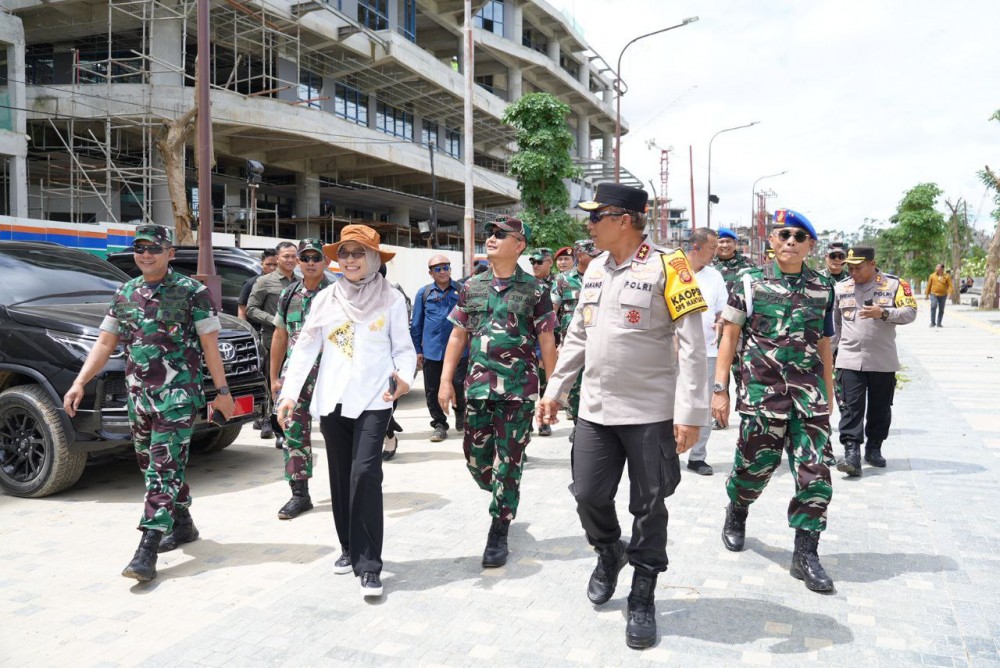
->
xmin=337 ymin=248 xmax=367 ymax=260
xmin=589 ymin=209 xmax=626 ymax=224
xmin=430 ymin=264 xmax=451 ymax=272
xmin=776 ymin=229 xmax=809 ymax=243
xmin=490 ymin=229 xmax=522 ymax=241
xmin=299 ymin=253 xmax=323 ymax=264
xmin=827 ymin=252 xmax=845 ymax=260
xmin=132 ymin=244 xmax=166 ymax=255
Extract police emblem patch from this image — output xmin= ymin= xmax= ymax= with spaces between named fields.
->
xmin=582 ymin=305 xmax=594 ymax=326
xmin=626 ymin=310 xmax=641 ymax=324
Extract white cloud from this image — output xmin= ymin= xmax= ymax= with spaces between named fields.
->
xmin=548 ymin=0 xmax=1000 ymax=234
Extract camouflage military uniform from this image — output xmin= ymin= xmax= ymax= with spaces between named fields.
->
xmin=713 ymin=252 xmax=756 ymax=391
xmin=274 ymin=277 xmax=331 ymax=481
xmin=822 ymin=269 xmax=850 ymax=284
xmin=551 ymin=268 xmax=583 ymax=420
xmin=448 ymin=266 xmax=557 ymax=520
xmin=100 ymin=269 xmax=221 ymax=533
xmin=721 ymin=260 xmax=836 ymax=532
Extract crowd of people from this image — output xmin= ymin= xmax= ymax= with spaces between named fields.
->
xmin=63 ymin=182 xmax=926 ymax=650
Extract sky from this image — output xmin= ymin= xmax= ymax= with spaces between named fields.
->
xmin=547 ymin=0 xmax=1000 ymax=236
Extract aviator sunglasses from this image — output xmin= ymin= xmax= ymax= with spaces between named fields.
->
xmin=132 ymin=244 xmax=166 ymax=255
xmin=489 ymin=229 xmax=522 ymax=241
xmin=589 ymin=209 xmax=626 ymax=223
xmin=827 ymin=252 xmax=846 ymax=260
xmin=430 ymin=264 xmax=451 ymax=272
xmin=299 ymin=253 xmax=324 ymax=263
xmin=776 ymin=228 xmax=810 ymax=243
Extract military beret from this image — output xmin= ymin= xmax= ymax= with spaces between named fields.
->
xmin=773 ymin=209 xmax=817 ymax=240
xmin=717 ymin=227 xmax=738 ymax=241
xmin=134 ymin=224 xmax=172 ymax=246
xmin=554 ymin=246 xmax=573 ymax=259
xmin=578 ymin=182 xmax=648 ymax=212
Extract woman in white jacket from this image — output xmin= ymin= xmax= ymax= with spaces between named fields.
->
xmin=277 ymin=224 xmax=415 ymax=599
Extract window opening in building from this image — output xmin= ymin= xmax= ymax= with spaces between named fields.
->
xmin=358 ymin=0 xmax=389 ymax=31
xmin=375 ymin=102 xmax=414 ymax=140
xmin=444 ymin=127 xmax=461 ymax=159
xmin=474 ymin=0 xmax=504 ymax=36
xmin=298 ymin=69 xmax=322 ymax=109
xmin=402 ymin=0 xmax=417 ymax=42
xmin=422 ymin=120 xmax=439 ymax=148
xmin=335 ymin=83 xmax=369 ymax=126
xmin=522 ymin=28 xmax=547 ymax=53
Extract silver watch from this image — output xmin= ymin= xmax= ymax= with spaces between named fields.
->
xmin=712 ymin=382 xmax=728 ymax=394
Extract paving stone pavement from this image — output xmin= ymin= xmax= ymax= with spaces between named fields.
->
xmin=2 ymin=302 xmax=1000 ymax=667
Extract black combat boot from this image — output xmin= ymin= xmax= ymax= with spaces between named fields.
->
xmin=625 ymin=571 xmax=658 ymax=650
xmin=836 ymin=442 xmax=863 ymax=477
xmin=481 ymin=517 xmax=510 ymax=568
xmin=722 ymin=502 xmax=749 ymax=552
xmin=790 ymin=529 xmax=834 ymax=592
xmin=277 ymin=480 xmax=314 ymax=520
xmin=122 ymin=529 xmax=163 ymax=582
xmin=864 ymin=442 xmax=886 ymax=467
xmin=587 ymin=539 xmax=628 ymax=605
xmin=158 ymin=507 xmax=200 ymax=553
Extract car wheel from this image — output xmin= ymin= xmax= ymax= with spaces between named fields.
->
xmin=191 ymin=424 xmax=243 ymax=454
xmin=0 ymin=385 xmax=87 ymax=498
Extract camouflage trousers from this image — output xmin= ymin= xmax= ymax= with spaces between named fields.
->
xmin=283 ymin=367 xmax=318 ymax=482
xmin=725 ymin=411 xmax=835 ymax=532
xmin=566 ymin=368 xmax=583 ymax=422
xmin=464 ymin=399 xmax=533 ymax=521
xmin=127 ymin=391 xmax=197 ymax=534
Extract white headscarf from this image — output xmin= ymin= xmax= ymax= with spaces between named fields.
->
xmin=330 ymin=247 xmax=394 ymax=324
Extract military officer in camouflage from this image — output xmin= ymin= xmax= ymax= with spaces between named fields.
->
xmin=550 ymin=239 xmax=599 ymax=434
xmin=833 ymin=246 xmax=917 ymax=476
xmin=64 ymin=224 xmax=234 ymax=582
xmin=713 ymin=227 xmax=754 ymax=288
xmin=712 ymin=209 xmax=837 ymax=593
xmin=538 ymin=183 xmax=709 ymax=650
xmin=438 ymin=217 xmax=558 ymax=569
xmin=529 ymin=247 xmax=556 ymax=435
xmin=270 ymin=239 xmax=333 ymax=519
xmin=822 ymin=242 xmax=850 ymax=284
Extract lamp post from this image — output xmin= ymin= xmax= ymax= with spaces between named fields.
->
xmin=705 ymin=121 xmax=759 ymax=227
xmin=614 ymin=16 xmax=698 ymax=183
xmin=749 ymin=170 xmax=787 ymax=261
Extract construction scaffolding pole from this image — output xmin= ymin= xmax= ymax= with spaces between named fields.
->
xmin=463 ymin=0 xmax=475 ymax=275
xmin=194 ymin=0 xmax=221 ymax=310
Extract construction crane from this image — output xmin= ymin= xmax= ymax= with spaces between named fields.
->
xmin=646 ymin=139 xmax=673 ymax=242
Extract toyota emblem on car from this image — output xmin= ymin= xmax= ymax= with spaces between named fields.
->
xmin=218 ymin=341 xmax=237 ymax=362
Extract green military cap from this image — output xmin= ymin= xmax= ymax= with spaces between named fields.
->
xmin=298 ymin=238 xmax=324 ymax=255
xmin=573 ymin=239 xmax=599 ymax=257
xmin=529 ymin=247 xmax=553 ymax=262
xmin=135 ymin=224 xmax=172 ymax=246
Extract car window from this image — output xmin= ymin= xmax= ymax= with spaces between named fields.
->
xmin=0 ymin=247 xmax=128 ymax=305
xmin=167 ymin=258 xmax=258 ymax=298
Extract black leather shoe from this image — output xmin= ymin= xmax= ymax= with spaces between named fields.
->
xmin=625 ymin=571 xmax=657 ymax=649
xmin=260 ymin=420 xmax=274 ymax=440
xmin=430 ymin=425 xmax=447 ymax=442
xmin=333 ymin=550 xmax=352 ymax=575
xmin=158 ymin=507 xmax=199 ymax=552
xmin=482 ymin=517 xmax=510 ymax=568
xmin=588 ymin=539 xmax=628 ymax=605
xmin=864 ymin=443 xmax=886 ymax=467
xmin=722 ymin=502 xmax=748 ymax=552
xmin=837 ymin=442 xmax=863 ymax=477
xmin=686 ymin=460 xmax=713 ymax=476
xmin=122 ymin=529 xmax=162 ymax=582
xmin=790 ymin=529 xmax=834 ymax=592
xmin=360 ymin=571 xmax=383 ymax=598
xmin=382 ymin=436 xmax=398 ymax=461
xmin=278 ymin=480 xmax=313 ymax=520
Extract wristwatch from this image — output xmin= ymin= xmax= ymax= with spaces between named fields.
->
xmin=879 ymin=310 xmax=889 ymax=321
xmin=217 ymin=385 xmax=231 ymax=396
xmin=712 ymin=382 xmax=728 ymax=394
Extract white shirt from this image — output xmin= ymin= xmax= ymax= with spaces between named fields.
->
xmin=694 ymin=264 xmax=727 ymax=356
xmin=278 ymin=288 xmax=416 ymax=419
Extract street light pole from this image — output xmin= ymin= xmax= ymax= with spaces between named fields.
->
xmin=705 ymin=121 xmax=759 ymax=228
xmin=749 ymin=170 xmax=787 ymax=262
xmin=614 ymin=16 xmax=698 ymax=183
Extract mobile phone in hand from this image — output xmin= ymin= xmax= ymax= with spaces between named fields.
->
xmin=864 ymin=299 xmax=873 ymax=306
xmin=210 ymin=408 xmax=227 ymax=425
xmin=388 ymin=375 xmax=398 ymax=395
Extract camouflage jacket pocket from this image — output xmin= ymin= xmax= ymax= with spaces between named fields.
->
xmin=156 ymin=300 xmax=191 ymax=326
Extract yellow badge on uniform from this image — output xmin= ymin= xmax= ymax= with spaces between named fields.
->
xmin=895 ymin=281 xmax=917 ymax=308
xmin=660 ymin=250 xmax=707 ymax=321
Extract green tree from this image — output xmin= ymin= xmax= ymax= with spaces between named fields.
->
xmin=501 ymin=93 xmax=584 ymax=250
xmin=979 ymin=108 xmax=1000 ymax=309
xmin=944 ymin=199 xmax=976 ymax=303
xmin=879 ymin=183 xmax=947 ymax=283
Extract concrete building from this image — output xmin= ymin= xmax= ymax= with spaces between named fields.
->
xmin=4 ymin=0 xmax=642 ymax=249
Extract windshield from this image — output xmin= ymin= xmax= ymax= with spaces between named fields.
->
xmin=0 ymin=247 xmax=128 ymax=306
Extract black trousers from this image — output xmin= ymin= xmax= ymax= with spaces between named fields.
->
xmin=572 ymin=418 xmax=681 ymax=576
xmin=423 ymin=358 xmax=467 ymax=429
xmin=319 ymin=405 xmax=392 ymax=575
xmin=837 ymin=369 xmax=896 ymax=448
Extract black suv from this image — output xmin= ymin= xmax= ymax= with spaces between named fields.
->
xmin=0 ymin=242 xmax=269 ymax=498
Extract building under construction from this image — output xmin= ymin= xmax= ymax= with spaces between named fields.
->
xmin=1 ymin=0 xmax=643 ymax=248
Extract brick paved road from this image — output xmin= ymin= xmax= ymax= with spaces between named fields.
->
xmin=2 ymin=303 xmax=999 ymax=666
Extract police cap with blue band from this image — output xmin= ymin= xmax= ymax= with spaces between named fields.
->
xmin=773 ymin=209 xmax=818 ymax=240
xmin=717 ymin=227 xmax=738 ymax=241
